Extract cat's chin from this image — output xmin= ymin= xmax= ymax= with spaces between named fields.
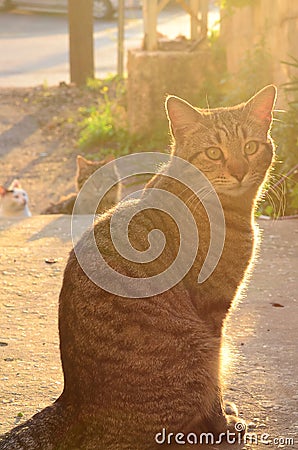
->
xmin=222 ymin=188 xmax=253 ymax=198
xmin=216 ymin=183 xmax=257 ymax=198
xmin=216 ymin=186 xmax=258 ymax=210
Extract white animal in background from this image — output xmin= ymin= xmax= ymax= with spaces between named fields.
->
xmin=0 ymin=179 xmax=32 ymax=218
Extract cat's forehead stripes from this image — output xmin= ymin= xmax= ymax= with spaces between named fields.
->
xmin=210 ymin=110 xmax=244 ymax=138
xmin=215 ymin=131 xmax=222 ymax=144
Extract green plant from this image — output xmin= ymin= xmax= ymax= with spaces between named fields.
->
xmin=218 ymin=0 xmax=258 ymax=13
xmin=78 ymin=82 xmax=129 ymax=152
xmin=267 ymin=57 xmax=298 ymax=216
xmin=77 ymin=76 xmax=170 ymax=158
xmin=85 ymin=75 xmax=126 ymax=97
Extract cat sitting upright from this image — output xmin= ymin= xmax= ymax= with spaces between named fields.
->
xmin=43 ymin=155 xmax=122 ymax=215
xmin=0 ymin=86 xmax=277 ymax=450
xmin=0 ymin=179 xmax=31 ymax=218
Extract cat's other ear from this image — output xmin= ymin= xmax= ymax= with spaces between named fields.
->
xmin=9 ymin=179 xmax=21 ymax=190
xmin=165 ymin=95 xmax=202 ymax=138
xmin=76 ymin=155 xmax=89 ymax=169
xmin=244 ymin=85 xmax=277 ymax=127
xmin=0 ymin=186 xmax=8 ymax=197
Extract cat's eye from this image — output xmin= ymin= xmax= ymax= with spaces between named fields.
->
xmin=244 ymin=141 xmax=259 ymax=155
xmin=205 ymin=147 xmax=223 ymax=160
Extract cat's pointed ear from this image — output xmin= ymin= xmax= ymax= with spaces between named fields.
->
xmin=76 ymin=155 xmax=89 ymax=169
xmin=244 ymin=85 xmax=277 ymax=126
xmin=166 ymin=95 xmax=202 ymax=138
xmin=0 ymin=186 xmax=7 ymax=197
xmin=9 ymin=179 xmax=21 ymax=190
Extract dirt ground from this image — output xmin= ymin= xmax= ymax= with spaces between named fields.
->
xmin=0 ymin=85 xmax=116 ymax=213
xmin=0 ymin=88 xmax=297 ymax=449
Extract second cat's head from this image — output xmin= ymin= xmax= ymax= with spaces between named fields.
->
xmin=0 ymin=180 xmax=30 ymax=215
xmin=76 ymin=155 xmax=117 ymax=191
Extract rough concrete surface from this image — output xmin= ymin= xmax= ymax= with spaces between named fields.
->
xmin=0 ymin=216 xmax=297 ymax=449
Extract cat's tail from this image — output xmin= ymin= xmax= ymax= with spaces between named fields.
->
xmin=0 ymin=400 xmax=74 ymax=450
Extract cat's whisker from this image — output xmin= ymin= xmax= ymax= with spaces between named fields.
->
xmin=205 ymin=94 xmax=210 ymax=112
xmin=264 ymin=180 xmax=287 ymax=219
xmin=264 ymin=191 xmax=278 ymax=219
xmin=275 ymin=181 xmax=287 ymax=218
xmin=185 ymin=187 xmax=215 ymax=210
xmin=273 ymin=109 xmax=286 ymax=113
xmin=189 ymin=189 xmax=215 ymax=216
xmin=268 ymin=167 xmax=298 ymax=189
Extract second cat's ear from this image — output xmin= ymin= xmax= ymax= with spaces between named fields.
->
xmin=165 ymin=95 xmax=202 ymax=138
xmin=244 ymin=85 xmax=277 ymax=126
xmin=76 ymin=155 xmax=89 ymax=169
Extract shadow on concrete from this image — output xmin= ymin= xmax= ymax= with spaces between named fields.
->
xmin=0 ymin=114 xmax=37 ymax=158
xmin=27 ymin=215 xmax=72 ymax=243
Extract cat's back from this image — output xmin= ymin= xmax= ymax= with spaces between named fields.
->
xmin=42 ymin=193 xmax=77 ymax=215
xmin=59 ymin=196 xmax=214 ymax=391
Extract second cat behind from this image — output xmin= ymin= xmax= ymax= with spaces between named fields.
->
xmin=0 ymin=180 xmax=31 ymax=218
xmin=43 ymin=155 xmax=122 ymax=215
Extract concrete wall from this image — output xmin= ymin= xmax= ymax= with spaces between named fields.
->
xmin=220 ymin=0 xmax=298 ymax=105
xmin=127 ymin=49 xmax=209 ymax=136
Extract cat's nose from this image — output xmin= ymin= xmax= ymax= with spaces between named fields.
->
xmin=228 ymin=162 xmax=248 ymax=183
xmin=232 ymin=172 xmax=246 ymax=183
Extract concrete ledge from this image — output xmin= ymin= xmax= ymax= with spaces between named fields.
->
xmin=127 ymin=49 xmax=210 ymax=136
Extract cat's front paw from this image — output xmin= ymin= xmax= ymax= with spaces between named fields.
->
xmin=202 ymin=401 xmax=246 ymax=440
xmin=223 ymin=402 xmax=246 ymax=438
xmin=224 ymin=401 xmax=238 ymax=416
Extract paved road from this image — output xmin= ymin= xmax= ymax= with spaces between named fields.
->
xmin=0 ymin=6 xmax=218 ymax=87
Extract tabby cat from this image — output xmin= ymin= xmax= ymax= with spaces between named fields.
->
xmin=0 ymin=85 xmax=276 ymax=449
xmin=43 ymin=155 xmax=122 ymax=215
xmin=0 ymin=179 xmax=31 ymax=218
